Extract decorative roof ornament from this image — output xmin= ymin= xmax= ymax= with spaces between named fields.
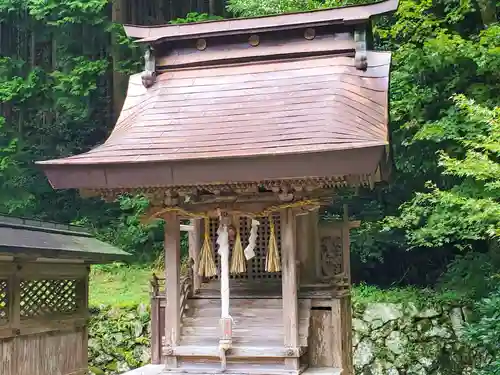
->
xmin=141 ymin=46 xmax=156 ymax=88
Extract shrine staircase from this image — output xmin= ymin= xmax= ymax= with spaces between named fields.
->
xmin=153 ymin=279 xmax=314 ymax=375
xmin=175 ymin=297 xmax=312 ymax=374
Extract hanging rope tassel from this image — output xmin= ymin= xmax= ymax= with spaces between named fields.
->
xmin=265 ymin=215 xmax=281 ymax=272
xmin=230 ymin=225 xmax=246 ymax=274
xmin=197 ymin=219 xmax=217 ymax=277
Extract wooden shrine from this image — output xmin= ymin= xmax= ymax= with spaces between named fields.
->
xmin=37 ymin=1 xmax=398 ymax=374
xmin=0 ymin=215 xmax=129 ymax=375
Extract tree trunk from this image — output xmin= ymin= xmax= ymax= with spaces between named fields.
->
xmin=111 ymin=0 xmax=128 ymax=121
xmin=476 ymin=0 xmax=497 ymax=27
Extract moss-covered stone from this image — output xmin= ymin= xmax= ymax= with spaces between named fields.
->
xmin=87 ymin=294 xmax=470 ymax=375
xmin=353 ymin=301 xmax=470 ymax=374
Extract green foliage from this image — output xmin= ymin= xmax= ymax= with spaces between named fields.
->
xmin=0 ymin=0 xmax=153 ymax=259
xmin=169 ymin=12 xmax=223 ymax=23
xmin=88 ymin=304 xmax=151 ymax=374
xmin=352 ymin=282 xmax=458 ymax=309
xmin=226 ymin=0 xmax=369 ymax=17
xmin=387 ymin=96 xmax=500 ymax=247
xmin=463 ymin=286 xmax=500 ymax=375
xmin=27 ymin=0 xmax=108 ymax=25
xmin=438 ymin=250 xmax=500 ymax=303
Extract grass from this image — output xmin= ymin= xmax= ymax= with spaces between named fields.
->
xmin=89 ymin=264 xmax=154 ymax=306
xmin=89 ymin=264 xmax=460 ymax=308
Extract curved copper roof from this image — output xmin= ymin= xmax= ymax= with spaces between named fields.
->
xmin=37 ymin=0 xmax=397 ymax=191
xmin=39 ymin=52 xmax=391 ymax=189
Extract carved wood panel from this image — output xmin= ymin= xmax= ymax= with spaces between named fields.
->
xmin=318 ymin=225 xmax=344 ymax=280
xmin=208 ymin=215 xmax=282 ymax=280
xmin=320 ymin=234 xmax=343 ymax=278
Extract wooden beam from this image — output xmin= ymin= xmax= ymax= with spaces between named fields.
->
xmin=280 ymin=208 xmax=300 ymax=370
xmin=164 ymin=212 xmax=180 ymax=368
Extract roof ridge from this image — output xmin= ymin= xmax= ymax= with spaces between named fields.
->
xmin=0 ymin=215 xmax=92 ymax=237
xmin=124 ymin=0 xmax=399 ymax=43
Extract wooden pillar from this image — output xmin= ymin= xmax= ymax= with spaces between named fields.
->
xmin=188 ymin=219 xmax=202 ymax=293
xmin=329 ymin=205 xmax=357 ymax=375
xmin=164 ymin=213 xmax=180 ymax=368
xmin=7 ymin=264 xmax=20 ymax=333
xmin=341 ymin=204 xmax=352 ymax=283
xmin=341 ymin=205 xmax=353 ymax=374
xmin=280 ymin=208 xmax=299 ymax=370
xmin=81 ymin=269 xmax=90 ymax=370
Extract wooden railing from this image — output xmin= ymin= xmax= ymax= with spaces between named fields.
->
xmin=179 ymin=274 xmax=192 ymax=318
xmin=150 ymin=270 xmax=193 ymax=364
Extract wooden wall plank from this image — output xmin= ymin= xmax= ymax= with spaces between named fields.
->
xmin=308 ymin=309 xmax=333 ymax=367
xmin=330 ymin=299 xmax=343 ymax=368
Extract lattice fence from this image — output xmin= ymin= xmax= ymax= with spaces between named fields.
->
xmin=20 ymin=279 xmax=80 ymax=319
xmin=209 ymin=215 xmax=282 ymax=280
xmin=0 ymin=279 xmax=8 ymax=324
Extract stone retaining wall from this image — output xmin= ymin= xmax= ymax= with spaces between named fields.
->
xmin=89 ymin=302 xmax=471 ymax=375
xmin=353 ymin=303 xmax=471 ymax=375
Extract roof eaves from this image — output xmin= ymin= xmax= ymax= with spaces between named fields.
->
xmin=0 ymin=245 xmax=131 ymax=263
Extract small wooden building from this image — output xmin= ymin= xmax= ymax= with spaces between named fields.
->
xmin=36 ymin=1 xmax=398 ymax=374
xmin=0 ymin=215 xmax=129 ymax=375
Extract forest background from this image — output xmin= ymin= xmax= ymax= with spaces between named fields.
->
xmin=0 ymin=0 xmax=499 ymax=373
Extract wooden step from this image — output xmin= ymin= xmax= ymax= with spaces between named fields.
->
xmin=189 ymin=299 xmax=283 ymax=309
xmin=166 ymin=345 xmax=305 ymax=358
xmin=189 ymin=298 xmax=311 ymax=308
xmin=187 ymin=310 xmax=284 ymax=319
xmin=163 ymin=362 xmax=307 ymax=375
xmin=179 ymin=338 xmax=284 ymax=346
xmin=180 ymin=326 xmax=308 ymax=339
xmin=182 ymin=317 xmax=309 ymax=326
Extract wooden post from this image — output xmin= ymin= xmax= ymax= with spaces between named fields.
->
xmin=341 ymin=204 xmax=351 ymax=283
xmin=164 ymin=212 xmax=181 ymax=368
xmin=188 ymin=219 xmax=202 ymax=293
xmin=280 ymin=208 xmax=299 ymax=370
xmin=8 ymin=264 xmax=20 ymax=334
xmin=81 ymin=269 xmax=90 ymax=371
xmin=150 ymin=275 xmax=161 ymax=365
xmin=341 ymin=205 xmax=353 ymax=374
